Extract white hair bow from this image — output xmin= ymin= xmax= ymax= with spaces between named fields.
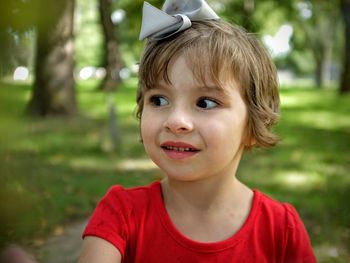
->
xmin=139 ymin=0 xmax=220 ymax=40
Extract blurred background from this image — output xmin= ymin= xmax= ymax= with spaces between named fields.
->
xmin=0 ymin=0 xmax=349 ymax=262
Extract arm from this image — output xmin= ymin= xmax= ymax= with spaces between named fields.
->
xmin=78 ymin=236 xmax=122 ymax=263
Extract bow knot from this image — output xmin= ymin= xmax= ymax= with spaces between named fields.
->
xmin=139 ymin=0 xmax=220 ymax=40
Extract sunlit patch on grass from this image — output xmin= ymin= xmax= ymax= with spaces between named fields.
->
xmin=297 ymin=111 xmax=350 ymax=131
xmin=280 ymin=90 xmax=321 ymax=108
xmin=69 ymin=157 xmax=116 ymax=171
xmin=280 ymin=94 xmax=303 ymax=107
xmin=275 ymin=171 xmax=326 ymax=189
xmin=116 ymin=158 xmax=158 ymax=171
xmin=69 ymin=157 xmax=158 ymax=172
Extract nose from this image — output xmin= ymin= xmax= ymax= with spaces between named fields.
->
xmin=164 ymin=107 xmax=194 ymax=134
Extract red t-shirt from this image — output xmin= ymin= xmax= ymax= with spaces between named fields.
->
xmin=83 ymin=181 xmax=316 ymax=262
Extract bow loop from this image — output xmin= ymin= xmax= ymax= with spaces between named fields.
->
xmin=139 ymin=0 xmax=219 ymax=40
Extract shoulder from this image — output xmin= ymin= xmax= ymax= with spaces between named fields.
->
xmin=101 ymin=181 xmax=161 ymax=212
xmin=254 ymin=190 xmax=290 ymax=221
xmin=103 ymin=181 xmax=160 ymax=200
xmin=255 ymin=190 xmax=308 ymax=231
xmin=104 ymin=182 xmax=157 ymax=197
xmin=254 ymin=190 xmax=316 ymax=262
xmin=82 ymin=181 xmax=162 ymax=258
xmin=255 ymin=191 xmax=308 ymax=230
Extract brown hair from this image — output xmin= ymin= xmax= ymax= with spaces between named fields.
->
xmin=137 ymin=20 xmax=280 ymax=149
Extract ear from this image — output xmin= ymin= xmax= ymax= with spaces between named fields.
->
xmin=248 ymin=137 xmax=256 ymax=147
xmin=242 ymin=120 xmax=256 ymax=148
xmin=243 ymin=133 xmax=256 ymax=148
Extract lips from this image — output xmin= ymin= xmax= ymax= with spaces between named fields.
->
xmin=160 ymin=141 xmax=199 ymax=160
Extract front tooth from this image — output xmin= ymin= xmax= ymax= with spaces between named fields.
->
xmin=166 ymin=146 xmax=192 ymax=152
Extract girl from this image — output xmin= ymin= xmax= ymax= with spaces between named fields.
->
xmin=79 ymin=1 xmax=316 ymax=262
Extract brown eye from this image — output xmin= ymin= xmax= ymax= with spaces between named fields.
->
xmin=196 ymin=98 xmax=218 ymax=109
xmin=150 ymin=95 xmax=168 ymax=106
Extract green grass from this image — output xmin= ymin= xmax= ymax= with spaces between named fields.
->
xmin=0 ymin=82 xmax=349 ymax=262
xmin=0 ymin=80 xmax=160 ymax=248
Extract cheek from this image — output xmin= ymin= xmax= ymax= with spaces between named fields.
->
xmin=140 ymin=115 xmax=149 ymax=141
xmin=140 ymin=111 xmax=157 ymax=142
xmin=202 ymin=116 xmax=246 ymax=148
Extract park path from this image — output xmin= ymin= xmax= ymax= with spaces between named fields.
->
xmin=38 ymin=219 xmax=87 ymax=263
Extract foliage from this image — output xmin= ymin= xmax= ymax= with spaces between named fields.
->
xmin=0 ymin=0 xmax=37 ymax=76
xmin=1 ymin=80 xmax=349 ymax=261
xmin=113 ymin=0 xmax=164 ymax=65
xmin=0 ymin=29 xmax=35 ymax=77
xmin=287 ymin=0 xmax=343 ymax=84
xmin=218 ymin=0 xmax=293 ymax=33
xmin=75 ymin=0 xmax=104 ymax=68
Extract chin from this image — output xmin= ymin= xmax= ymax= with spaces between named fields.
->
xmin=163 ymin=170 xmax=204 ymax=183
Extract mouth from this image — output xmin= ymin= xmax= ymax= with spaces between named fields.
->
xmin=161 ymin=145 xmax=198 ymax=152
xmin=160 ymin=141 xmax=199 ymax=152
xmin=160 ymin=141 xmax=199 ymax=159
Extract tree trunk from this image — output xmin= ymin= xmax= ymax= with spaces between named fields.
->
xmin=314 ymin=54 xmax=326 ymax=88
xmin=27 ymin=0 xmax=77 ymax=116
xmin=340 ymin=0 xmax=350 ymax=93
xmin=98 ymin=0 xmax=123 ymax=91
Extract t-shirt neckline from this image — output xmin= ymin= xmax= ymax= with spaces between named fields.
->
xmin=149 ymin=181 xmax=261 ymax=253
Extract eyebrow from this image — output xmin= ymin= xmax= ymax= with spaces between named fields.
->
xmin=194 ymin=85 xmax=230 ymax=97
xmin=198 ymin=85 xmax=225 ymax=92
xmin=155 ymin=82 xmax=227 ymax=94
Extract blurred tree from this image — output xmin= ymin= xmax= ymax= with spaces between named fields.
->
xmin=0 ymin=31 xmax=18 ymax=77
xmin=0 ymin=0 xmax=77 ymax=116
xmin=0 ymin=2 xmax=35 ymax=77
xmin=220 ymin=0 xmax=343 ymax=88
xmin=98 ymin=0 xmax=123 ymax=91
xmin=113 ymin=0 xmax=164 ymax=66
xmin=219 ymin=0 xmax=293 ymax=33
xmin=27 ymin=0 xmax=77 ymax=116
xmin=75 ymin=0 xmax=104 ymax=69
xmin=340 ymin=0 xmax=350 ymax=93
xmin=220 ymin=0 xmax=258 ymax=32
xmin=291 ymin=0 xmax=340 ymax=88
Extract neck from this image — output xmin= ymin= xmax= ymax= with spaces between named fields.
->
xmin=161 ymin=173 xmax=250 ymax=214
xmin=162 ymin=146 xmax=247 ymax=212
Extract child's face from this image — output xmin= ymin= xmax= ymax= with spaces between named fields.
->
xmin=140 ymin=55 xmax=248 ymax=182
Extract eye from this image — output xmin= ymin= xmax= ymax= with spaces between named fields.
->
xmin=196 ymin=98 xmax=219 ymax=109
xmin=150 ymin=95 xmax=169 ymax=107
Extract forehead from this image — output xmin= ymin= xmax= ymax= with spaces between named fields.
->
xmin=166 ymin=53 xmax=239 ymax=93
xmin=167 ymin=55 xmax=212 ymax=85
xmin=150 ymin=56 xmax=236 ymax=101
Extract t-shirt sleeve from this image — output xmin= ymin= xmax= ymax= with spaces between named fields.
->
xmin=283 ymin=204 xmax=317 ymax=263
xmin=82 ymin=186 xmax=130 ymax=258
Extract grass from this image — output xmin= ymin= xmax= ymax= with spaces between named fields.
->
xmin=0 ymin=79 xmax=160 ymax=249
xmin=0 ymin=81 xmax=349 ymax=262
